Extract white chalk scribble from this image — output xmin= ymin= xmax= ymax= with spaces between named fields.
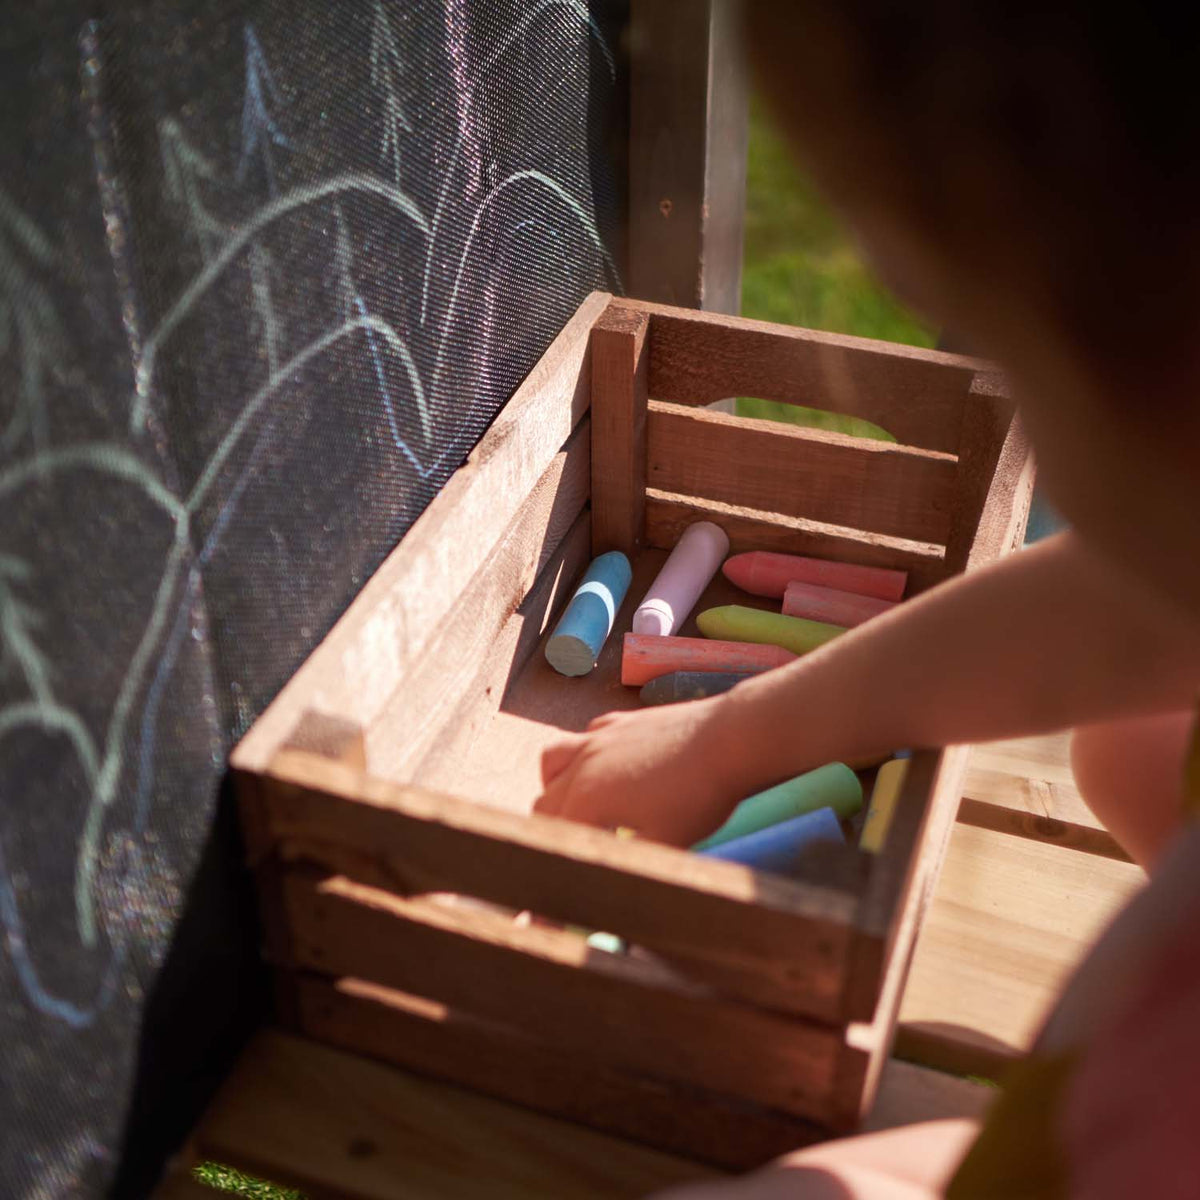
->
xmin=1 ymin=4 xmax=619 ymax=1028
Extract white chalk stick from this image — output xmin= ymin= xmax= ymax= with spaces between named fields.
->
xmin=632 ymin=521 xmax=730 ymax=637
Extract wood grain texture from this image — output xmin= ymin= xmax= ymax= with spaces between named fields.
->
xmin=942 ymin=373 xmax=1036 ymax=579
xmin=842 ymin=749 xmax=970 ymax=1020
xmin=863 ymin=1059 xmax=993 ymax=1131
xmin=245 ymin=748 xmax=863 ymax=1022
xmin=411 ymin=548 xmax=780 ymax=812
xmin=278 ymin=872 xmax=844 ymax=1121
xmin=628 ymin=0 xmax=748 ymax=313
xmin=956 ymin=798 xmax=1131 ymax=863
xmin=649 ymin=401 xmax=958 ymax=545
xmin=897 ymin=822 xmax=1145 ymax=1076
xmin=645 ymin=490 xmax=948 ymax=594
xmin=189 ymin=1030 xmax=995 ymax=1199
xmin=364 ymin=420 xmax=590 ymax=782
xmin=281 ymin=710 xmax=367 ymax=768
xmin=231 ymin=290 xmax=610 ymax=776
xmin=402 ymin=511 xmax=593 ymax=796
xmin=959 ymin=732 xmax=1128 ymax=858
xmin=590 ymin=304 xmax=649 ymax=556
xmin=193 ymin=1030 xmax=713 ymax=1200
xmin=964 ymin=733 xmax=1097 ymax=826
xmin=290 ymin=973 xmax=823 ymax=1171
xmin=830 ymin=748 xmax=972 ymax=1127
xmin=610 ymin=298 xmax=984 ymax=453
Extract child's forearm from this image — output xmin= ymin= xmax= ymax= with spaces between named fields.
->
xmin=716 ymin=531 xmax=1200 ymax=792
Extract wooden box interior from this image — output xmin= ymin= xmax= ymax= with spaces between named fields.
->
xmin=232 ymin=292 xmax=1034 ymax=1168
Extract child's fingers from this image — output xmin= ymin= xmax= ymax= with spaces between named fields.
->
xmin=533 ymin=777 xmax=566 ymax=817
xmin=540 ymin=733 xmax=585 ymax=786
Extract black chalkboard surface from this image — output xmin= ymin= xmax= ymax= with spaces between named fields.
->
xmin=0 ymin=3 xmax=627 ymax=1194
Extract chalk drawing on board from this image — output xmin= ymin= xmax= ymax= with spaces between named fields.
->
xmin=1 ymin=3 xmax=620 ymax=1026
xmin=0 ymin=191 xmax=68 ymax=457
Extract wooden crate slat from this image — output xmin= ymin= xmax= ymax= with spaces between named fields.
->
xmin=590 ymin=303 xmax=650 ymax=556
xmin=243 ymin=749 xmax=863 ymax=1021
xmin=942 ymin=374 xmax=1036 ymax=577
xmin=612 ymin=298 xmax=981 ymax=454
xmin=648 ymin=401 xmax=958 ymax=545
xmin=277 ymin=872 xmax=844 ymax=1121
xmin=644 ymin=488 xmax=947 ymax=594
xmin=829 ymin=748 xmax=972 ymax=1129
xmin=897 ymin=822 xmax=1145 ymax=1077
xmin=863 ymin=1059 xmax=994 ymax=1130
xmin=365 ymin=420 xmax=590 ymax=781
xmin=402 ymin=510 xmax=594 ymax=794
xmin=232 ymin=289 xmax=610 ymax=776
xmin=290 ymin=973 xmax=827 ymax=1171
xmin=192 ymin=1030 xmax=713 ymax=1200
xmin=840 ymin=749 xmax=972 ymax=1024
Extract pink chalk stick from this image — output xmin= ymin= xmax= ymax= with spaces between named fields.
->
xmin=722 ymin=551 xmax=907 ymax=602
xmin=621 ymin=634 xmax=795 ymax=687
xmin=632 ymin=521 xmax=730 ymax=637
xmin=782 ymin=580 xmax=898 ymax=627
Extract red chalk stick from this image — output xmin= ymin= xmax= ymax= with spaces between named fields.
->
xmin=621 ymin=633 xmax=796 ymax=687
xmin=782 ymin=580 xmax=898 ymax=627
xmin=722 ymin=551 xmax=907 ymax=602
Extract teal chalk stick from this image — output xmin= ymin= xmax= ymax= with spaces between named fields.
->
xmin=545 ymin=551 xmax=633 ymax=676
xmin=692 ymin=762 xmax=862 ymax=852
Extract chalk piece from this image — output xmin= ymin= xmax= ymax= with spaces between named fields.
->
xmin=723 ymin=551 xmax=907 ymax=602
xmin=860 ymin=757 xmax=909 ymax=853
xmin=639 ymin=671 xmax=756 ymax=706
xmin=586 ymin=931 xmax=626 ymax=954
xmin=698 ymin=808 xmax=844 ymax=874
xmin=545 ymin=550 xmax=633 ymax=676
xmin=621 ymin=633 xmax=795 ymax=687
xmin=632 ymin=520 xmax=729 ymax=636
xmin=782 ymin=580 xmax=898 ymax=627
xmin=697 ymin=605 xmax=845 ymax=656
xmin=693 ymin=764 xmax=862 ymax=852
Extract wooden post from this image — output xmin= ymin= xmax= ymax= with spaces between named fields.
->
xmin=629 ymin=0 xmax=749 ymax=313
xmin=590 ymin=304 xmax=650 ymax=557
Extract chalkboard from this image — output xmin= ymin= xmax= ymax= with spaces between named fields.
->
xmin=0 ymin=3 xmax=627 ymax=1194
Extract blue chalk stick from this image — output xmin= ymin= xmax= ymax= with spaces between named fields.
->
xmin=697 ymin=807 xmax=844 ymax=874
xmin=545 ymin=551 xmax=633 ymax=676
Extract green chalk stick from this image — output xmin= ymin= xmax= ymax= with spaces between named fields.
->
xmin=697 ymin=605 xmax=845 ymax=655
xmin=692 ymin=763 xmax=862 ymax=852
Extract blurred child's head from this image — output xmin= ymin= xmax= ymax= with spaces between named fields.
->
xmin=745 ymin=2 xmax=1200 ymax=615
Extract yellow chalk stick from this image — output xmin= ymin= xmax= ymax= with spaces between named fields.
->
xmin=860 ymin=757 xmax=909 ymax=853
xmin=696 ymin=605 xmax=845 ymax=656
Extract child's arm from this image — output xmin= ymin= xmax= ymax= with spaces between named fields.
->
xmin=536 ymin=531 xmax=1200 ymax=844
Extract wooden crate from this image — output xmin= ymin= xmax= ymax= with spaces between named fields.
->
xmin=231 ymin=293 xmax=1034 ymax=1170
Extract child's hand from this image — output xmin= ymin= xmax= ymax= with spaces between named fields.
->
xmin=534 ymin=698 xmax=746 ymax=846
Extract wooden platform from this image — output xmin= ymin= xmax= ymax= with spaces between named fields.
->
xmin=170 ymin=731 xmax=1144 ymax=1198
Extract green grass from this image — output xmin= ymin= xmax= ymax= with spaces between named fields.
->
xmin=193 ymin=1162 xmax=305 ymax=1199
xmin=738 ymin=97 xmax=935 ymax=433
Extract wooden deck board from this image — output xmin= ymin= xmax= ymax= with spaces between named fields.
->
xmin=191 ymin=1031 xmax=717 ymax=1200
xmin=898 ymin=733 xmax=1145 ymax=1076
xmin=964 ymin=732 xmax=1098 ymax=828
xmin=182 ymin=1032 xmax=992 ymax=1200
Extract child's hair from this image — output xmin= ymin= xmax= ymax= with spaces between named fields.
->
xmin=743 ymin=2 xmax=1200 ymax=398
